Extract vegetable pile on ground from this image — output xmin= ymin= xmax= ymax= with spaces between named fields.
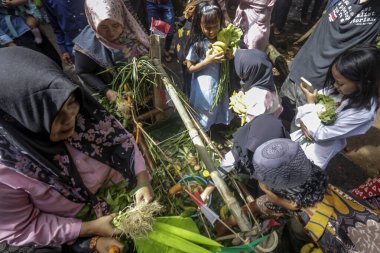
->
xmin=90 ymin=55 xmax=277 ymax=253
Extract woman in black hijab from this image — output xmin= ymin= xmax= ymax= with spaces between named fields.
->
xmin=0 ymin=47 xmax=153 ymax=253
xmin=219 ymin=114 xmax=289 ymax=177
xmin=234 ymin=49 xmax=283 ymax=122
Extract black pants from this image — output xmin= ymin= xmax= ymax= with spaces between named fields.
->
xmin=271 ymin=0 xmax=292 ymax=31
xmin=301 ymin=0 xmax=324 ymax=21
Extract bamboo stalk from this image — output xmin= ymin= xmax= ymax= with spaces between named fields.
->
xmin=138 ymin=134 xmax=155 ymax=173
xmin=135 ymin=122 xmax=142 ymax=145
xmin=150 ymin=34 xmax=165 ymax=122
xmin=152 ymin=58 xmax=251 ymax=232
xmin=185 ymin=106 xmax=224 ymax=159
xmin=126 ymin=83 xmax=155 ymax=173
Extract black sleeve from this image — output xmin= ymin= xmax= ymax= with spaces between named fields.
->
xmin=74 ymin=51 xmax=109 ymax=95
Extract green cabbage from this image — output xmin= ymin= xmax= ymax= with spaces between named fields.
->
xmin=316 ymin=94 xmax=337 ymax=125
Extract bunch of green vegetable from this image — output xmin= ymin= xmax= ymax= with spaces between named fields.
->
xmin=135 ymin=217 xmax=222 ymax=253
xmin=316 ymin=94 xmax=338 ymax=125
xmin=229 ymin=90 xmax=249 ymax=126
xmin=217 ymin=23 xmax=243 ymax=51
xmin=76 ymin=180 xmax=135 ymax=220
xmin=112 ymin=201 xmax=163 ymax=240
xmin=212 ymin=24 xmax=243 ymax=108
xmin=111 ymin=56 xmax=159 ymax=105
xmin=98 ymin=56 xmax=160 ymax=129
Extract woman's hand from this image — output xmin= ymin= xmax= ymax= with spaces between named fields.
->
xmin=135 ymin=184 xmax=154 ymax=204
xmin=80 ymin=214 xmax=121 ymax=237
xmin=135 ymin=170 xmax=154 ymax=204
xmin=300 ymin=82 xmax=318 ymax=104
xmin=96 ymin=237 xmax=124 ymax=253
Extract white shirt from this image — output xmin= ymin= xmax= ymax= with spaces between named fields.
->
xmin=291 ymin=89 xmax=377 ymax=169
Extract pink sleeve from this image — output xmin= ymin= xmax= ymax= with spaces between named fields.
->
xmin=133 ymin=138 xmax=147 ymax=175
xmin=121 ymin=133 xmax=147 ymax=176
xmin=0 ymin=181 xmax=81 ymax=246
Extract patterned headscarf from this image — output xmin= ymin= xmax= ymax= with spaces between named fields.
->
xmin=252 ymin=138 xmax=313 ymax=190
xmin=183 ymin=0 xmax=200 ymax=19
xmin=0 ymin=47 xmax=138 ymax=204
xmin=85 ymin=0 xmax=149 ymax=53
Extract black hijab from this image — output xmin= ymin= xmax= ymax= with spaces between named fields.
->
xmin=234 ymin=49 xmax=276 ymax=92
xmin=0 ymin=47 xmax=137 ymax=205
xmin=231 ymin=114 xmax=289 ymax=176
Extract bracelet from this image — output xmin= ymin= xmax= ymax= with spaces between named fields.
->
xmin=89 ymin=236 xmax=100 ymax=253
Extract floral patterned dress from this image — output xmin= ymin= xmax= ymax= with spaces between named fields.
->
xmin=297 ymin=185 xmax=380 ymax=253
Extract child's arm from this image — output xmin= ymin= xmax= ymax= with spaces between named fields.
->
xmin=186 ymin=50 xmax=224 ymax=73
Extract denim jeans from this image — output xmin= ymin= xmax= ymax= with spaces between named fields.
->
xmin=146 ymin=1 xmax=175 ymax=51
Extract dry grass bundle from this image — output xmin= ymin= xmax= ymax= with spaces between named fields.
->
xmin=112 ymin=201 xmax=163 ymax=240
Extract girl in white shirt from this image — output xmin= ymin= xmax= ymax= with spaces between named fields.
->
xmin=291 ymin=46 xmax=380 ymax=169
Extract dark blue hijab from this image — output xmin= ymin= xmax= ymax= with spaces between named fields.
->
xmin=234 ymin=48 xmax=276 ymax=92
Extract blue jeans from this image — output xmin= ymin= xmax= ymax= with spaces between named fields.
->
xmin=146 ymin=0 xmax=175 ymax=51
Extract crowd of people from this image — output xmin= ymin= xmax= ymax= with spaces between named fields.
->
xmin=1 ymin=0 xmax=380 ymax=252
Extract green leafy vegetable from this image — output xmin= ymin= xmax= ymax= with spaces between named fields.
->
xmin=217 ymin=24 xmax=243 ymax=51
xmin=212 ymin=24 xmax=243 ymax=108
xmin=316 ymin=94 xmax=338 ymax=125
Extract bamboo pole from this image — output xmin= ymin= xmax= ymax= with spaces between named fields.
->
xmin=138 ymin=135 xmax=155 ymax=173
xmin=152 ymin=58 xmax=251 ymax=232
xmin=150 ymin=35 xmax=165 ymax=121
xmin=185 ymin=106 xmax=224 ymax=159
